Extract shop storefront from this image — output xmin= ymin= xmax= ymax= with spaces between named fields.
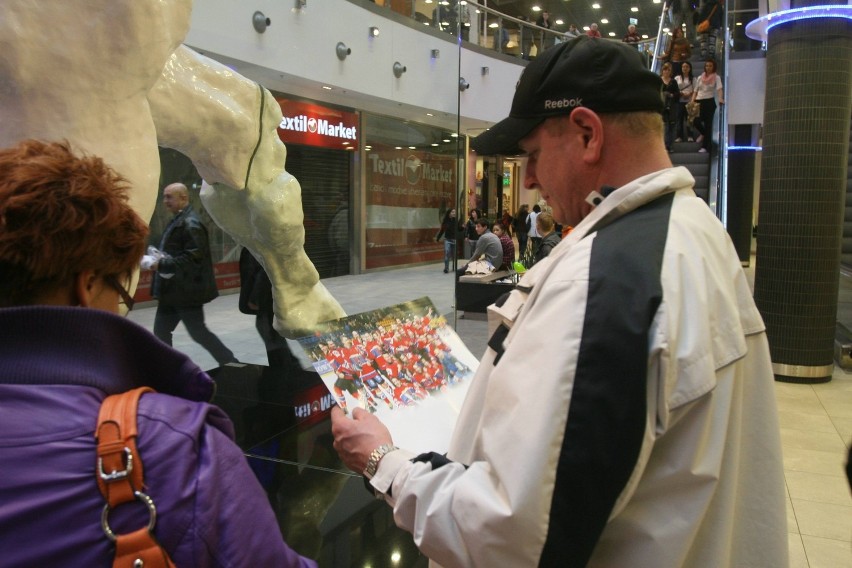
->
xmin=362 ymin=114 xmax=462 ymax=270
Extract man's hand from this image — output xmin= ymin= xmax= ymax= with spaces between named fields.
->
xmin=331 ymin=406 xmax=394 ymax=474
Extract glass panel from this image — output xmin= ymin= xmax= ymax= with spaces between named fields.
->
xmin=362 ymin=116 xmax=461 ymax=270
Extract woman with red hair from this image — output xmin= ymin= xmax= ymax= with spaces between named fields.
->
xmin=0 ymin=140 xmax=314 ymax=567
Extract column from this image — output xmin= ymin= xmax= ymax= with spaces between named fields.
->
xmin=747 ymin=7 xmax=852 ymax=383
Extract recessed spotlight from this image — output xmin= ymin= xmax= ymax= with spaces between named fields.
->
xmin=443 ymin=139 xmax=451 ymax=142
xmin=583 ymin=26 xmax=590 ymax=31
xmin=592 ymin=3 xmax=600 ymax=9
xmin=532 ymin=5 xmax=542 ymax=11
xmin=426 ymin=113 xmax=434 ymax=117
xmin=608 ymin=32 xmax=615 ymax=36
xmin=451 ymin=133 xmax=459 ymax=137
xmin=641 ymin=34 xmax=648 ymax=38
xmin=432 ymin=143 xmax=439 ymax=147
xmin=322 ymin=85 xmax=332 ymax=90
xmin=631 ymin=6 xmax=639 ymax=11
xmin=395 ymin=146 xmax=403 ymax=150
xmin=409 ymin=146 xmax=416 ymax=149
xmin=555 ymin=19 xmax=564 ymax=25
xmin=489 ymin=22 xmax=498 ymax=28
xmin=601 ymin=18 xmax=609 ymax=23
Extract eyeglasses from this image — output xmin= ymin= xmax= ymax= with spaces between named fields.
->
xmin=103 ymin=274 xmax=135 ymax=312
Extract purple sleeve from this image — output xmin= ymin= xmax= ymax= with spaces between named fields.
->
xmin=137 ymin=397 xmax=316 ymax=567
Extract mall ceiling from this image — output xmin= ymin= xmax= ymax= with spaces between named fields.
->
xmin=480 ymin=0 xmax=668 ymax=40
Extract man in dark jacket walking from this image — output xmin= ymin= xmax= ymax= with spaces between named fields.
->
xmin=152 ymin=182 xmax=236 ymax=365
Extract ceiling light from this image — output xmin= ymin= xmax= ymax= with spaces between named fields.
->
xmin=555 ymin=19 xmax=564 ymax=24
xmin=409 ymin=146 xmax=416 ymax=149
xmin=642 ymin=34 xmax=649 ymax=38
xmin=592 ymin=3 xmax=601 ymax=9
xmin=583 ymin=26 xmax=590 ymax=31
xmin=443 ymin=139 xmax=451 ymax=142
xmin=451 ymin=133 xmax=459 ymax=137
xmin=532 ymin=5 xmax=541 ymax=12
xmin=608 ymin=32 xmax=616 ymax=36
xmin=426 ymin=113 xmax=434 ymax=116
xmin=631 ymin=6 xmax=639 ymax=11
xmin=322 ymin=85 xmax=332 ymax=90
xmin=601 ymin=18 xmax=609 ymax=23
xmin=432 ymin=143 xmax=439 ymax=147
xmin=489 ymin=22 xmax=498 ymax=28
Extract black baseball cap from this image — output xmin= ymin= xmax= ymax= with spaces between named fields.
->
xmin=471 ymin=36 xmax=664 ymax=156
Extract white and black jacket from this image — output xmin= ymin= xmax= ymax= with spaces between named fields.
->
xmin=370 ymin=167 xmax=788 ymax=567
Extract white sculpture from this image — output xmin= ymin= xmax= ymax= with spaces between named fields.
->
xmin=0 ymin=0 xmax=345 ymax=336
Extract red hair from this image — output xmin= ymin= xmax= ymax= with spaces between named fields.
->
xmin=0 ymin=140 xmax=148 ymax=306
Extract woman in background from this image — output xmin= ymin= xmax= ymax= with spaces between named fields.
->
xmin=533 ymin=212 xmax=561 ymax=265
xmin=436 ymin=208 xmax=462 ymax=274
xmin=692 ymin=59 xmax=725 ymax=154
xmin=463 ymin=208 xmax=480 ymax=258
xmin=675 ymin=61 xmax=696 ymax=142
xmin=492 ymin=222 xmax=516 ymax=270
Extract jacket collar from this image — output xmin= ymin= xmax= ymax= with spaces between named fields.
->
xmin=0 ymin=305 xmax=215 ymax=401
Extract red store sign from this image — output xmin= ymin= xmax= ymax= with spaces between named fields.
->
xmin=276 ymin=98 xmax=359 ymax=150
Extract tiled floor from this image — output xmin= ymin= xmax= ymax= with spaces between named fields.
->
xmin=129 ymin=261 xmax=852 ymax=566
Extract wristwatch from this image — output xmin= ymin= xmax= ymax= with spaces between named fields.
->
xmin=364 ymin=444 xmax=398 ymax=479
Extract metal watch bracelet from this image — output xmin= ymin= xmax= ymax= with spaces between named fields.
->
xmin=364 ymin=444 xmax=398 ymax=479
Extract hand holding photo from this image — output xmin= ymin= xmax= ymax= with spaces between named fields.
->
xmin=297 ymin=297 xmax=478 ymax=454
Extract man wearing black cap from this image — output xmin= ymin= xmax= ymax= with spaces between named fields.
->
xmin=331 ymin=37 xmax=787 ymax=567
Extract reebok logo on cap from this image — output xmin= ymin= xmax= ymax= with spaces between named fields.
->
xmin=544 ymin=98 xmax=583 ymax=110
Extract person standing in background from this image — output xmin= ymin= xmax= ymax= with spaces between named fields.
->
xmin=587 ymin=23 xmax=602 ymax=38
xmin=660 ymin=62 xmax=681 ymax=152
xmin=531 ymin=212 xmax=561 ymax=265
xmin=536 ymin=10 xmax=554 ymax=52
xmin=463 ymin=208 xmax=480 ymax=258
xmin=152 ymin=182 xmax=237 ymax=366
xmin=239 ymin=247 xmax=295 ymax=367
xmin=513 ymin=204 xmax=531 ymax=259
xmin=675 ymin=61 xmax=697 ymax=142
xmin=436 ymin=208 xmax=462 ymax=274
xmin=622 ymin=24 xmax=641 ymax=44
xmin=527 ymin=203 xmax=542 ymax=251
xmin=692 ymin=59 xmax=724 ymax=154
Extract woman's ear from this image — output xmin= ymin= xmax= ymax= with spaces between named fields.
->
xmin=74 ymin=269 xmax=98 ymax=308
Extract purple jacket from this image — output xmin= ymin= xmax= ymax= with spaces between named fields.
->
xmin=0 ymin=306 xmax=315 ymax=567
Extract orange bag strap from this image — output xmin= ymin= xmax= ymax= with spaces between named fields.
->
xmin=96 ymin=387 xmax=176 ymax=568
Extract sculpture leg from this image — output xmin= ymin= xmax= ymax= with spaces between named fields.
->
xmin=149 ymin=46 xmax=345 ymax=336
